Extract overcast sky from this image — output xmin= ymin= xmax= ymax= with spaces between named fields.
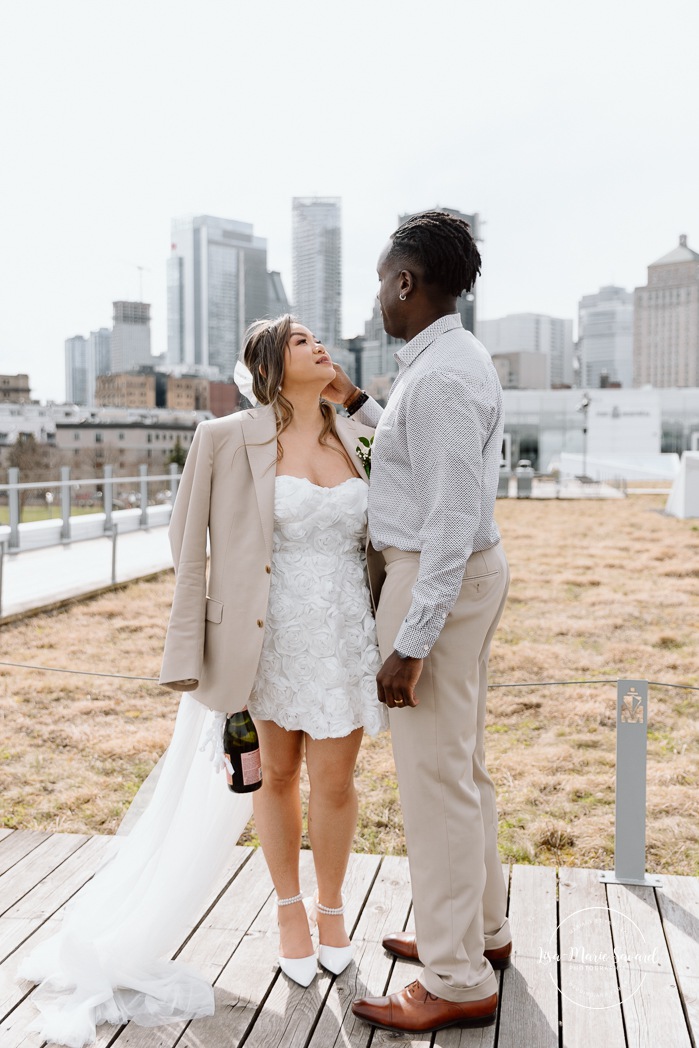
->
xmin=1 ymin=0 xmax=697 ymax=403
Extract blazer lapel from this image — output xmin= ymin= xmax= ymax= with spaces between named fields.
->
xmin=335 ymin=415 xmax=386 ymax=606
xmin=336 ymin=416 xmax=369 ymax=484
xmin=241 ymin=406 xmax=277 ymax=559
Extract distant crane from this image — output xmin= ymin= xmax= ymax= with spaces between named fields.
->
xmin=120 ymin=261 xmax=151 ymax=302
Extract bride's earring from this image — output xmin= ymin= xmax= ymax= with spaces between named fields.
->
xmin=399 ymin=292 xmax=407 ymax=301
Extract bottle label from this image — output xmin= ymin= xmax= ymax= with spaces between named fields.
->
xmin=241 ymin=748 xmax=262 ymax=785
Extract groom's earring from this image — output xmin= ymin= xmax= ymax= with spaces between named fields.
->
xmin=399 ymin=292 xmax=407 ymax=301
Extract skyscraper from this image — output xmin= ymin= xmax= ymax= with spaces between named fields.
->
xmin=111 ymin=302 xmax=151 ymax=373
xmin=578 ymin=286 xmax=634 ymax=388
xmin=65 ymin=336 xmax=88 ymax=405
xmin=88 ymin=327 xmax=112 ymax=381
xmin=634 ymin=235 xmax=699 ymax=387
xmin=64 ymin=327 xmax=112 ymax=405
xmin=167 ymin=215 xmax=270 ymax=380
xmin=292 ymin=197 xmax=342 ymax=347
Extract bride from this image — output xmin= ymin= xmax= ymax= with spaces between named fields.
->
xmin=19 ymin=315 xmax=387 ymax=1047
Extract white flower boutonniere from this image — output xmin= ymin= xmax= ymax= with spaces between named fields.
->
xmin=356 ymin=435 xmax=373 ymax=478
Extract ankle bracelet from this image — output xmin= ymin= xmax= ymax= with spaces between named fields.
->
xmin=277 ymin=892 xmax=304 ymax=907
xmin=316 ymin=899 xmax=345 ymax=915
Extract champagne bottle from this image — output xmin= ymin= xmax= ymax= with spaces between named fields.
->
xmin=223 ymin=707 xmax=263 ymax=793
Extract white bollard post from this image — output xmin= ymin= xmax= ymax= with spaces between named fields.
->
xmin=60 ymin=467 xmax=71 ymax=542
xmin=103 ymin=465 xmax=113 ymax=533
xmin=139 ymin=465 xmax=148 ymax=528
xmin=111 ymin=523 xmax=118 ymax=584
xmin=8 ymin=468 xmax=20 ymax=550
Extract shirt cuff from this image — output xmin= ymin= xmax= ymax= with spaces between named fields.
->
xmin=355 ymin=397 xmax=383 ymax=427
xmin=393 ymin=619 xmax=444 ymax=659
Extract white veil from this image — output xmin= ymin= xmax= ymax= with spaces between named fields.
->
xmin=18 ymin=693 xmax=254 ymax=1048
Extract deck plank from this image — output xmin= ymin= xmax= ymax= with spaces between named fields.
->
xmin=5 ymin=843 xmax=253 ymax=1048
xmin=607 ymin=881 xmax=691 ymax=1048
xmin=89 ymin=844 xmax=256 ymax=1047
xmin=432 ymin=866 xmax=510 ymax=1048
xmin=0 ymin=836 xmax=114 ymax=1028
xmin=374 ymin=906 xmax=434 ymax=1048
xmin=0 ymin=835 xmax=112 ymax=964
xmin=1 ymin=833 xmax=696 ymax=1048
xmin=557 ymin=868 xmax=626 ymax=1047
xmin=0 ymin=833 xmax=89 ymax=918
xmin=0 ymin=830 xmax=14 ymax=846
xmin=243 ymin=851 xmax=382 ymax=1048
xmin=176 ymin=849 xmax=306 ymax=1048
xmin=497 ymin=865 xmax=558 ymax=1048
xmin=0 ymin=995 xmax=45 ymax=1047
xmin=0 ymin=832 xmax=50 ymax=880
xmin=308 ymin=854 xmax=413 ymax=1048
xmin=656 ymin=874 xmax=699 ymax=1044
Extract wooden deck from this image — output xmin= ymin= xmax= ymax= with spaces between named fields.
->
xmin=0 ymin=829 xmax=697 ymax=1047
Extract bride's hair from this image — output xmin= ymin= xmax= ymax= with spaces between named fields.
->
xmin=242 ymin=314 xmax=352 ymax=467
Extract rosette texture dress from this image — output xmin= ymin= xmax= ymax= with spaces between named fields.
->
xmin=247 ymin=475 xmax=387 ymax=738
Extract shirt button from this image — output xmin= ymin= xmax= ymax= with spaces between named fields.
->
xmin=265 ymin=564 xmax=271 ymax=574
xmin=256 ymin=619 xmax=264 ymax=628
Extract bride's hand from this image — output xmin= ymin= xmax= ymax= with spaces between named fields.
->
xmin=322 ymin=362 xmax=357 ymax=405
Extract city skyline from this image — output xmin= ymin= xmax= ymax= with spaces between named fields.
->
xmin=1 ymin=0 xmax=697 ymax=402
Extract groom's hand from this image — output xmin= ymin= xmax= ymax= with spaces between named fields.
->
xmin=322 ymin=362 xmax=357 ymax=406
xmin=377 ymin=652 xmax=423 ymax=708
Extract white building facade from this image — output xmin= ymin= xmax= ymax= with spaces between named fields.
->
xmin=292 ymin=197 xmax=342 ymax=348
xmin=578 ymin=286 xmax=634 ymax=388
xmin=478 ymin=313 xmax=574 ymax=388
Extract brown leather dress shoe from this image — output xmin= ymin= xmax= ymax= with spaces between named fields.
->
xmin=351 ymin=979 xmax=497 ymax=1032
xmin=382 ymin=931 xmax=512 ymax=970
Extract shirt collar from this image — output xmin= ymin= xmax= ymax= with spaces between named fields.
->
xmin=394 ymin=313 xmax=463 ymax=369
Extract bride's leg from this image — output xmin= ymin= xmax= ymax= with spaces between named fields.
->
xmin=253 ymin=719 xmax=311 ymax=959
xmin=305 ymin=728 xmax=364 ymax=948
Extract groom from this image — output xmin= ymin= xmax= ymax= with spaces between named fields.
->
xmin=326 ymin=210 xmax=511 ymax=1033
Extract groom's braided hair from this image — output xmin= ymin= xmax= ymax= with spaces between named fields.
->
xmin=389 ymin=210 xmax=481 ymax=296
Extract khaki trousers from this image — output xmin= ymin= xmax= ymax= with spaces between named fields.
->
xmin=376 ymin=543 xmax=510 ymax=1002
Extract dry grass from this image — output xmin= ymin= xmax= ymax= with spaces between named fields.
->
xmin=1 ymin=494 xmax=698 ymax=874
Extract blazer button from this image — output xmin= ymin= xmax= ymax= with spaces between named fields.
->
xmin=265 ymin=564 xmax=271 ymax=574
xmin=256 ymin=619 xmax=264 ymax=628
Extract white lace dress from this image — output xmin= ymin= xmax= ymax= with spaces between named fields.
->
xmin=247 ymin=475 xmax=387 ymax=738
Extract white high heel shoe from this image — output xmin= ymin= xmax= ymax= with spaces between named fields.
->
xmin=277 ymin=893 xmax=317 ymax=987
xmin=311 ymin=896 xmax=354 ymax=976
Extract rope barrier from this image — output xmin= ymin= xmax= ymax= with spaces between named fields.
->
xmin=1 ymin=659 xmax=697 ymax=691
xmin=488 ymin=678 xmax=618 ymax=688
xmin=0 ymin=660 xmax=158 ymax=681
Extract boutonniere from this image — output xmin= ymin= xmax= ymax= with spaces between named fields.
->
xmin=356 ymin=436 xmax=373 ymax=478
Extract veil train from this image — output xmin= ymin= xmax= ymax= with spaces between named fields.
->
xmin=18 ymin=693 xmax=254 ymax=1048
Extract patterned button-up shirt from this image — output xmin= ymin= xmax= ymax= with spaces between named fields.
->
xmin=357 ymin=314 xmax=504 ymax=658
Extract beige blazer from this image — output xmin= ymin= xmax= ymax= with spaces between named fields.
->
xmin=159 ymin=405 xmax=382 ymax=713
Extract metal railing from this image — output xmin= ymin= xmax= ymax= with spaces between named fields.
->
xmin=0 ymin=463 xmax=181 ymax=552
